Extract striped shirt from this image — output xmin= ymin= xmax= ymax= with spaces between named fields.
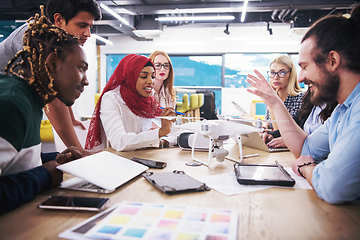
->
xmin=153 ymin=85 xmax=175 ymax=109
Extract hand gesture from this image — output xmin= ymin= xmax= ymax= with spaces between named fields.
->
xmin=246 ymin=69 xmax=282 ymax=108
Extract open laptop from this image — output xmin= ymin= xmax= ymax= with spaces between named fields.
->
xmin=241 ymin=131 xmax=289 ymax=152
xmin=228 ymin=119 xmax=288 ymax=152
xmin=57 ymin=151 xmax=149 ymax=193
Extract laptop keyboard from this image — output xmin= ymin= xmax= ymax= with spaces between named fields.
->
xmin=79 ymin=182 xmax=104 ymax=190
xmin=268 ymin=147 xmax=289 ymax=152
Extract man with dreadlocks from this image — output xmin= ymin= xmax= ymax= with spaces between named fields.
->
xmin=0 ymin=0 xmax=101 ymax=156
xmin=0 ymin=10 xmax=89 ymax=215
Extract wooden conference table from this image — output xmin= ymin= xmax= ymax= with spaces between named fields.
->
xmin=0 ymin=144 xmax=360 ymax=240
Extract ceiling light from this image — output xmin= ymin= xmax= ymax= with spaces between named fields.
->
xmin=245 ymin=40 xmax=299 ymax=45
xmin=132 ymin=19 xmax=165 ymax=39
xmin=214 ymin=37 xmax=272 ymax=41
xmin=92 ymin=34 xmax=113 ymax=45
xmin=241 ymin=0 xmax=249 ymax=22
xmin=155 ymin=41 xmax=206 ymax=46
xmin=155 ymin=15 xmax=235 ymax=22
xmin=133 ymin=30 xmax=166 ymax=39
xmin=156 ymin=7 xmax=242 ymax=14
xmin=100 ymin=3 xmax=133 ymax=28
xmin=288 ymin=27 xmax=309 ymax=36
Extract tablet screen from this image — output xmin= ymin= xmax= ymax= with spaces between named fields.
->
xmin=237 ymin=165 xmax=289 ymax=180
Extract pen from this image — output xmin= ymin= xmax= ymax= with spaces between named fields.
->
xmin=160 ymin=107 xmax=185 ymax=115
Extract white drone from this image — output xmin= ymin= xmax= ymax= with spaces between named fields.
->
xmin=174 ymin=118 xmax=264 ymax=166
xmin=156 ymin=101 xmax=282 ymax=167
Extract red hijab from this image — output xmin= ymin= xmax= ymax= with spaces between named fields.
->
xmin=85 ymin=54 xmax=162 ymax=150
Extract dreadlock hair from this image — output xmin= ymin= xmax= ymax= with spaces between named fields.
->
xmin=5 ymin=6 xmax=79 ymax=102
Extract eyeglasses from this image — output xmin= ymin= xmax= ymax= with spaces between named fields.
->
xmin=154 ymin=63 xmax=170 ymax=70
xmin=267 ymin=70 xmax=291 ymax=78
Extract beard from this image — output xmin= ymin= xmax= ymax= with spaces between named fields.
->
xmin=308 ymin=67 xmax=340 ymax=106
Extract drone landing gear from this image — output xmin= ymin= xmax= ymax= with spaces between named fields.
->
xmin=236 ymin=134 xmax=244 ymax=163
xmin=185 ymin=161 xmax=202 ymax=166
xmin=190 ymin=133 xmax=229 ymax=167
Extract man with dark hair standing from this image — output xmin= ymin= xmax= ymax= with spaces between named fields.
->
xmin=0 ymin=0 xmax=101 ymax=156
xmin=247 ymin=5 xmax=360 ymax=204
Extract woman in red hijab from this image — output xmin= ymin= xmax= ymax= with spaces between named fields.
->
xmin=85 ymin=54 xmax=174 ymax=151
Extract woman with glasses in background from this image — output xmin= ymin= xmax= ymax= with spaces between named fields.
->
xmin=149 ymin=50 xmax=176 ymax=109
xmin=265 ymin=55 xmax=304 ymax=130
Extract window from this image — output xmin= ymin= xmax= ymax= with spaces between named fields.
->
xmin=105 ymin=53 xmax=303 ymax=116
xmin=224 ymin=53 xmax=283 ymax=88
xmin=171 ymin=56 xmax=222 ymax=114
xmin=171 ymin=56 xmax=222 ymax=87
xmin=106 ymin=54 xmax=126 ymax=82
xmin=289 ymin=54 xmax=306 ymax=89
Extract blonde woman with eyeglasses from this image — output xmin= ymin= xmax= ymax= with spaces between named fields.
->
xmin=149 ymin=50 xmax=176 ymax=109
xmin=265 ymin=55 xmax=304 ymax=130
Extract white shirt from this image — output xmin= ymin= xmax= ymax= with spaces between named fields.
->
xmin=98 ymin=86 xmax=160 ymax=151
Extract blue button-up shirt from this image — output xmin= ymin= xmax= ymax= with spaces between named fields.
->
xmin=301 ymin=82 xmax=360 ymax=204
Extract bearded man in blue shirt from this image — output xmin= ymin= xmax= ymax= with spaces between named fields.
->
xmin=246 ymin=4 xmax=360 ymax=204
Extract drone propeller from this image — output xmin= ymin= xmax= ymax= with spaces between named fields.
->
xmin=228 ymin=118 xmax=288 ymax=123
xmin=231 ymin=101 xmax=247 ymax=117
xmin=174 ymin=119 xmax=219 ymax=133
xmin=155 ymin=116 xmax=202 ymax=120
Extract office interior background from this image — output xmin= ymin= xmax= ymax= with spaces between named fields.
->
xmin=0 ymin=0 xmax=355 ymax=120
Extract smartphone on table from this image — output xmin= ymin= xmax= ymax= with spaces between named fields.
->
xmin=130 ymin=157 xmax=167 ymax=169
xmin=38 ymin=196 xmax=110 ymax=211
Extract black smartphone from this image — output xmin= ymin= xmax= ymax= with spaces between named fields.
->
xmin=130 ymin=157 xmax=167 ymax=169
xmin=38 ymin=196 xmax=110 ymax=211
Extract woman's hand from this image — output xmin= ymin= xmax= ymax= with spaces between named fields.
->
xmin=72 ymin=119 xmax=86 ymax=130
xmin=266 ymin=137 xmax=287 ymax=148
xmin=246 ymin=69 xmax=283 ymax=108
xmin=260 ymin=131 xmax=273 ymax=144
xmin=159 ymin=107 xmax=175 ymax=138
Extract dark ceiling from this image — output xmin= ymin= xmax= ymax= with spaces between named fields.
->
xmin=0 ymin=0 xmax=357 ymax=41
